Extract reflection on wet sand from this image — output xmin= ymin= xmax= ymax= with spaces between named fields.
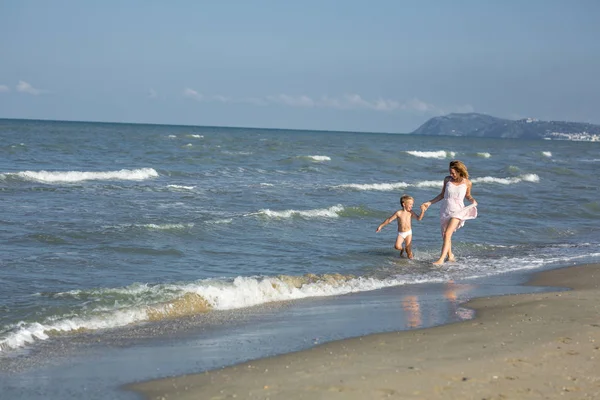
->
xmin=401 ymin=295 xmax=421 ymax=328
xmin=401 ymin=281 xmax=475 ymax=329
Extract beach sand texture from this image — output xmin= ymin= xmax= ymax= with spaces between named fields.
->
xmin=127 ymin=264 xmax=600 ymax=400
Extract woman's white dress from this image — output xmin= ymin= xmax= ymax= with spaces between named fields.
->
xmin=439 ymin=181 xmax=477 ymax=234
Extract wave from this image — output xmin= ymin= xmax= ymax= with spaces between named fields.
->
xmin=406 ymin=150 xmax=456 ymax=159
xmin=256 ymin=204 xmax=344 ymax=219
xmin=2 ymin=241 xmax=598 ymax=353
xmin=0 ymin=273 xmax=412 ymax=352
xmin=137 ymin=223 xmax=194 ymax=230
xmin=335 ymin=174 xmax=540 ymax=192
xmin=1 ymin=168 xmax=159 ymax=183
xmin=222 ymin=151 xmax=253 ymax=156
xmin=167 ymin=184 xmax=195 ymax=190
xmin=476 ymin=152 xmax=491 ymax=158
xmin=334 ymin=182 xmax=409 ymax=191
xmin=542 ymin=151 xmax=552 ymax=157
xmin=413 ymin=180 xmax=446 ymax=188
xmin=297 ymin=155 xmax=331 ymax=162
xmin=101 ymin=222 xmax=195 ymax=232
xmin=472 ymin=174 xmax=540 ymax=184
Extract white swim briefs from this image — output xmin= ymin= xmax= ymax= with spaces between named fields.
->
xmin=397 ymin=230 xmax=412 ymax=239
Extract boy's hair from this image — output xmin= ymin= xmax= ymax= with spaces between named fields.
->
xmin=400 ymin=194 xmax=414 ymax=208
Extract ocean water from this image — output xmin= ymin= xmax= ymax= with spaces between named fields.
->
xmin=1 ymin=119 xmax=599 ymax=397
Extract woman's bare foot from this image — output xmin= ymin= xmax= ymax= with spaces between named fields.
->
xmin=447 ymin=255 xmax=456 ymax=262
xmin=432 ymin=258 xmax=445 ymax=265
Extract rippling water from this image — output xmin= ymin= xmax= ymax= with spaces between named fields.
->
xmin=1 ymin=118 xmax=599 ymax=354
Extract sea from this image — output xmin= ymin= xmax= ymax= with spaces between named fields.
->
xmin=1 ymin=118 xmax=599 ymax=399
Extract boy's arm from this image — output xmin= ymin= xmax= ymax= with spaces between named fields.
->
xmin=412 ymin=206 xmax=426 ymax=221
xmin=376 ymin=211 xmax=399 ymax=232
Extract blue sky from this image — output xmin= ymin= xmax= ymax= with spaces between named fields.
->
xmin=1 ymin=0 xmax=599 ymax=133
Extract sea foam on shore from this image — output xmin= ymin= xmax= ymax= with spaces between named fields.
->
xmin=127 ymin=264 xmax=600 ymax=400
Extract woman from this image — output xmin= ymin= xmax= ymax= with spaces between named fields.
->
xmin=422 ymin=160 xmax=478 ymax=265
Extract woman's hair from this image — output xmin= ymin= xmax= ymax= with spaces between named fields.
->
xmin=449 ymin=160 xmax=469 ymax=179
xmin=400 ymin=194 xmax=414 ymax=208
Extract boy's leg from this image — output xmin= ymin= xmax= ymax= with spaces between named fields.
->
xmin=395 ymin=235 xmax=405 ymax=256
xmin=405 ymin=235 xmax=414 ymax=259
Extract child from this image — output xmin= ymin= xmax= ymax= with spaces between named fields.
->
xmin=376 ymin=195 xmax=427 ymax=259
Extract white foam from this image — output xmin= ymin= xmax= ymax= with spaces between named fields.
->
xmin=2 ymin=243 xmax=598 ymax=352
xmin=306 ymin=155 xmax=331 ymax=162
xmin=477 ymin=152 xmax=491 ymax=158
xmin=406 ymin=150 xmax=456 ymax=159
xmin=0 ymin=274 xmax=414 ymax=352
xmin=0 ymin=308 xmax=147 ymax=352
xmin=223 ymin=151 xmax=253 ymax=155
xmin=337 ymin=164 xmax=542 ymax=197
xmin=258 ymin=204 xmax=344 ymax=219
xmin=208 ymin=218 xmax=233 ymax=224
xmin=414 ymin=180 xmax=444 ymax=188
xmin=167 ymin=184 xmax=195 ymax=190
xmin=472 ymin=174 xmax=540 ymax=184
xmin=6 ymin=168 xmax=159 ymax=183
xmin=335 ymin=182 xmax=409 ymax=191
xmin=335 ymin=173 xmax=539 ymax=192
xmin=188 ymin=275 xmax=413 ymax=310
xmin=542 ymin=151 xmax=552 ymax=157
xmin=138 ymin=223 xmax=194 ymax=230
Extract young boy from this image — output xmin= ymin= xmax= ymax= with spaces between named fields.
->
xmin=376 ymin=195 xmax=427 ymax=259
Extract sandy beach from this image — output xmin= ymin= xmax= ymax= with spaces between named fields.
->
xmin=127 ymin=264 xmax=600 ymax=400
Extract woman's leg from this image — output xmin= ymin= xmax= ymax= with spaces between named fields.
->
xmin=433 ymin=218 xmax=460 ymax=264
xmin=448 ymin=240 xmax=456 ymax=262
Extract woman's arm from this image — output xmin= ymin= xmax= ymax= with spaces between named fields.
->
xmin=422 ymin=176 xmax=449 ymax=209
xmin=465 ymin=179 xmax=477 ymax=205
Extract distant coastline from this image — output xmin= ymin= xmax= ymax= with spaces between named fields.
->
xmin=411 ymin=113 xmax=600 ymax=141
xmin=3 ymin=115 xmax=600 ymax=140
xmin=0 ymin=117 xmax=376 ymax=136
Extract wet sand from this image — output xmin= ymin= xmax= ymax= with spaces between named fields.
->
xmin=127 ymin=264 xmax=600 ymax=399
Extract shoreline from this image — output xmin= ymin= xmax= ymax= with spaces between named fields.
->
xmin=126 ymin=264 xmax=600 ymax=399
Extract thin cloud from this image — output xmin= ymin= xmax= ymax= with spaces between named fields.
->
xmin=0 ymin=84 xmax=9 ymax=93
xmin=183 ymin=88 xmax=203 ymax=100
xmin=181 ymin=89 xmax=472 ymax=115
xmin=267 ymin=94 xmax=315 ymax=108
xmin=148 ymin=89 xmax=158 ymax=99
xmin=16 ymin=80 xmax=42 ymax=95
xmin=213 ymin=95 xmax=231 ymax=103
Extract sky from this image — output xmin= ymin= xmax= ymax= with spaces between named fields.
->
xmin=1 ymin=0 xmax=599 ymax=133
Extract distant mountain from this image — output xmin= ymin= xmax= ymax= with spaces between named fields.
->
xmin=411 ymin=113 xmax=600 ymax=141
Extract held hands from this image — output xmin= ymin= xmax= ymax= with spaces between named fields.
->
xmin=421 ymin=202 xmax=431 ymax=211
